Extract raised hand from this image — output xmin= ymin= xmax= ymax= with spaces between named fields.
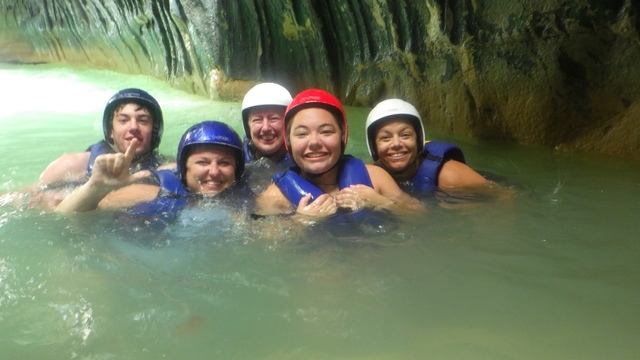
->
xmin=55 ymin=139 xmax=152 ymax=213
xmin=88 ymin=138 xmax=152 ymax=191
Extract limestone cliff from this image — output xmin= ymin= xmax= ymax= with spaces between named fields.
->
xmin=1 ymin=0 xmax=639 ymax=159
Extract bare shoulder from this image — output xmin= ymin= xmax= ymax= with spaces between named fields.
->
xmin=365 ymin=164 xmax=397 ymax=190
xmin=439 ymin=160 xmax=489 ymax=188
xmin=39 ymin=152 xmax=91 ymax=186
xmin=364 ymin=164 xmax=425 ymax=212
xmin=158 ymin=162 xmax=177 ymax=171
xmin=97 ymin=184 xmax=159 ymax=210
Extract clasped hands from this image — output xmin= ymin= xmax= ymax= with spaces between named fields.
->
xmin=296 ymin=184 xmax=377 ymax=218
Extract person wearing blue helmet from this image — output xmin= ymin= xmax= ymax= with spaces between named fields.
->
xmin=55 ymin=121 xmax=246 ymax=213
xmin=22 ymin=89 xmax=169 ymax=210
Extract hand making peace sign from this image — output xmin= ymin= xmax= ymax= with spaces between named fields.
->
xmin=88 ymin=138 xmax=153 ymax=192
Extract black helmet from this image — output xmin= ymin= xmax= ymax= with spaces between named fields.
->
xmin=102 ymin=88 xmax=163 ymax=151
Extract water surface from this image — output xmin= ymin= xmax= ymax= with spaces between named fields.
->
xmin=1 ymin=63 xmax=639 ymax=359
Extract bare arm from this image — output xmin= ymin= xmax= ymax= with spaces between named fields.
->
xmin=96 ymin=184 xmax=159 ymax=210
xmin=438 ymin=160 xmax=489 ymax=188
xmin=38 ymin=152 xmax=91 ymax=187
xmin=336 ymin=165 xmax=424 ymax=214
xmin=254 ymin=183 xmax=294 ymax=216
xmin=436 ymin=159 xmax=517 ymax=202
xmin=55 ymin=139 xmax=153 ymax=213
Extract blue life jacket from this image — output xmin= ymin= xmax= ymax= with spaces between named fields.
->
xmin=123 ymin=169 xmax=189 ymax=223
xmin=373 ymin=141 xmax=465 ymax=194
xmin=242 ymin=140 xmax=294 ymax=167
xmin=85 ymin=140 xmax=166 ymax=178
xmin=408 ymin=141 xmax=465 ymax=193
xmin=125 ymin=169 xmax=254 ymax=223
xmin=271 ymin=155 xmax=395 ymax=237
xmin=155 ymin=169 xmax=190 ymax=197
xmin=273 ymin=155 xmax=373 ymax=206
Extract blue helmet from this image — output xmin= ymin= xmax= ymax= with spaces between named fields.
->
xmin=177 ymin=121 xmax=245 ymax=182
xmin=103 ymin=88 xmax=164 ymax=151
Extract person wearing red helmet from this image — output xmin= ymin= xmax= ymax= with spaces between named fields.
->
xmin=254 ymin=89 xmax=423 ymax=222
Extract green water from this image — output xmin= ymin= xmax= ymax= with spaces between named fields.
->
xmin=1 ymin=63 xmax=639 ymax=359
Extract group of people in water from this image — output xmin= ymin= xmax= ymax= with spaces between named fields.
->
xmin=10 ymin=84 xmax=507 ymax=231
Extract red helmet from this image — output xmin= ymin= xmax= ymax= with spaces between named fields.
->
xmin=283 ymin=89 xmax=348 ymax=153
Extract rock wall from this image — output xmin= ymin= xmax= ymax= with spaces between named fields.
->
xmin=1 ymin=0 xmax=639 ymax=159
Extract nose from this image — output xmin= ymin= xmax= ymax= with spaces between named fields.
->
xmin=207 ymin=163 xmax=221 ymax=176
xmin=259 ymin=117 xmax=272 ymax=131
xmin=308 ymin=132 xmax=322 ymax=149
xmin=390 ymin=135 xmax=402 ymax=148
xmin=129 ymin=119 xmax=140 ymax=131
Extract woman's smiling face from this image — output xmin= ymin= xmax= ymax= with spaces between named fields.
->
xmin=374 ymin=119 xmax=419 ymax=173
xmin=184 ymin=144 xmax=236 ymax=195
xmin=288 ymin=107 xmax=343 ymax=175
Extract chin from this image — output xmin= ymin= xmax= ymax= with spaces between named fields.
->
xmin=305 ymin=165 xmax=332 ymax=175
xmin=383 ymin=162 xmax=406 ymax=172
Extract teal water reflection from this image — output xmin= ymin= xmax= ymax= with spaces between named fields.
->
xmin=1 ymin=63 xmax=639 ymax=359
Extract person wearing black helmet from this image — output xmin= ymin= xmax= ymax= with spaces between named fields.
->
xmin=55 ymin=121 xmax=248 ymax=213
xmin=40 ymin=88 xmax=167 ymax=186
xmin=20 ymin=89 xmax=169 ymax=210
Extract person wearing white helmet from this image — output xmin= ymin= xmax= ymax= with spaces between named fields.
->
xmin=240 ymin=83 xmax=293 ymax=166
xmin=254 ymin=89 xmax=423 ymax=226
xmin=365 ymin=99 xmax=491 ymax=195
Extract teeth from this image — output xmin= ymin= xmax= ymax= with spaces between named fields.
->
xmin=199 ymin=180 xmax=221 ymax=186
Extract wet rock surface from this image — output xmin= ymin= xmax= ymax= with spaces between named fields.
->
xmin=1 ymin=0 xmax=639 ymax=159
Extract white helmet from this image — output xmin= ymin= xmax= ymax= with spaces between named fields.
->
xmin=365 ymin=99 xmax=425 ymax=161
xmin=241 ymin=83 xmax=292 ymax=137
